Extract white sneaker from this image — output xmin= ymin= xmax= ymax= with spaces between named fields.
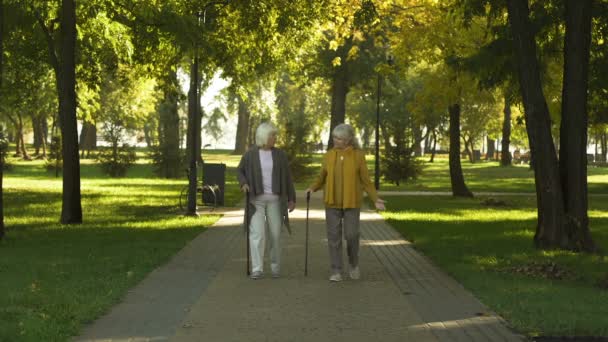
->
xmin=349 ymin=266 xmax=360 ymax=280
xmin=250 ymin=271 xmax=263 ymax=280
xmin=329 ymin=273 xmax=343 ymax=282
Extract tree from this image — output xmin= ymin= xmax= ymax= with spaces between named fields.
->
xmin=506 ymin=0 xmax=595 ymax=251
xmin=33 ymin=0 xmax=82 ymax=223
xmin=0 ymin=0 xmax=4 ymax=239
xmin=558 ymin=0 xmax=594 ymax=250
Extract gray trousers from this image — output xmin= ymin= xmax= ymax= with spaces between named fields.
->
xmin=325 ymin=208 xmax=361 ymax=273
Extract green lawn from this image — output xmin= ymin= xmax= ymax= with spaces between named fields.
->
xmin=292 ymin=152 xmax=608 ymax=193
xmin=0 ymin=156 xmax=230 ymax=341
xmin=381 ymin=195 xmax=608 ymax=337
xmin=376 ymin=156 xmax=608 ymax=194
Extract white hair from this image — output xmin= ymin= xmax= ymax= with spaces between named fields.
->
xmin=332 ymin=123 xmax=360 ymax=149
xmin=255 ymin=122 xmax=278 ymax=147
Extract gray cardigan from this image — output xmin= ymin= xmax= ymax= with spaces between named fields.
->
xmin=237 ymin=146 xmax=296 ymax=231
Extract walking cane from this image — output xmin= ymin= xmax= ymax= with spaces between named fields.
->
xmin=305 ymin=191 xmax=310 ymax=276
xmin=245 ymin=191 xmax=250 ymax=276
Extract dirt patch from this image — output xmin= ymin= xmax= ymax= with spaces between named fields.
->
xmin=500 ymin=261 xmax=574 ymax=280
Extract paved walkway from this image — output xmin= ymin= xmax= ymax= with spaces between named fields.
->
xmin=75 ymin=192 xmax=525 ymax=342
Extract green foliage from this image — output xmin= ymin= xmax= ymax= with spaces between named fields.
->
xmin=96 ymin=145 xmax=137 ymax=177
xmin=149 ymin=143 xmax=184 ymax=179
xmin=44 ymin=135 xmax=62 ymax=173
xmin=381 ymin=145 xmax=423 ymax=186
xmin=0 ymin=133 xmax=10 ymax=172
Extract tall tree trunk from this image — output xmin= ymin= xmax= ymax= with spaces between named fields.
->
xmin=17 ymin=115 xmax=30 ymax=160
xmin=234 ymin=94 xmax=250 ymax=154
xmin=33 ymin=115 xmax=42 ymax=156
xmin=0 ymin=0 xmax=4 ymax=240
xmin=413 ymin=124 xmax=422 ymax=157
xmin=501 ymin=95 xmax=512 ymax=166
xmin=559 ymin=0 xmax=594 ymax=251
xmin=13 ymin=124 xmax=20 ymax=157
xmin=507 ymin=0 xmax=566 ymax=249
xmin=59 ymin=0 xmax=82 ymax=224
xmin=601 ymin=132 xmax=607 ymax=162
xmin=327 ymin=61 xmax=349 ymax=149
xmin=448 ymin=104 xmax=473 ymax=197
xmin=79 ymin=121 xmax=96 ymax=158
xmin=157 ymin=70 xmax=181 ymax=178
xmin=429 ymin=130 xmax=437 ymax=162
xmin=486 ymin=136 xmax=495 ymax=161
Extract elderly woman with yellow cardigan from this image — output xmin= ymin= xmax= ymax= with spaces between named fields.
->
xmin=306 ymin=124 xmax=385 ymax=282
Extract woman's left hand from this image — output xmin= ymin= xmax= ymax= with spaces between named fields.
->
xmin=288 ymin=200 xmax=296 ymax=212
xmin=374 ymin=199 xmax=386 ymax=211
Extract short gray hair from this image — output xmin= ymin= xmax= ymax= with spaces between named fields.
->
xmin=332 ymin=123 xmax=360 ymax=149
xmin=255 ymin=122 xmax=278 ymax=147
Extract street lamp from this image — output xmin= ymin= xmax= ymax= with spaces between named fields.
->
xmin=374 ymin=54 xmax=394 ymax=191
xmin=186 ymin=1 xmax=229 ymax=216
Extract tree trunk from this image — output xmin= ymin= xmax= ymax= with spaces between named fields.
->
xmin=157 ymin=70 xmax=181 ymax=178
xmin=58 ymin=0 xmax=82 ymax=224
xmin=429 ymin=130 xmax=437 ymax=162
xmin=559 ymin=0 xmax=594 ymax=251
xmin=234 ymin=94 xmax=250 ymax=154
xmin=33 ymin=115 xmax=42 ymax=156
xmin=0 ymin=0 xmax=4 ymax=240
xmin=413 ymin=124 xmax=422 ymax=156
xmin=486 ymin=136 xmax=495 ymax=161
xmin=17 ymin=115 xmax=30 ymax=160
xmin=507 ymin=0 xmax=567 ymax=249
xmin=327 ymin=61 xmax=349 ymax=149
xmin=12 ymin=126 xmax=20 ymax=157
xmin=448 ymin=104 xmax=473 ymax=197
xmin=79 ymin=121 xmax=96 ymax=158
xmin=501 ymin=95 xmax=512 ymax=166
xmin=601 ymin=132 xmax=607 ymax=162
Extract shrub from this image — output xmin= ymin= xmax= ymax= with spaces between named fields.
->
xmin=96 ymin=144 xmax=136 ymax=177
xmin=381 ymin=145 xmax=423 ymax=186
xmin=45 ymin=135 xmax=62 ymax=174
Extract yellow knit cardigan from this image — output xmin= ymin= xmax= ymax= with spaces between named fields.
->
xmin=310 ymin=147 xmax=379 ymax=208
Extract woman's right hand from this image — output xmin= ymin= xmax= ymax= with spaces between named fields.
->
xmin=241 ymin=184 xmax=250 ymax=193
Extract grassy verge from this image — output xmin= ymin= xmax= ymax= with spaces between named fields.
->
xmin=0 ymin=158 xmax=224 ymax=341
xmin=375 ymin=157 xmax=608 ymax=194
xmin=381 ymin=195 xmax=608 ymax=337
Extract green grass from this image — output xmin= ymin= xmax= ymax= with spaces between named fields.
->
xmin=0 ymin=156 xmax=232 ymax=341
xmin=376 ymin=156 xmax=608 ymax=194
xmin=381 ymin=195 xmax=608 ymax=337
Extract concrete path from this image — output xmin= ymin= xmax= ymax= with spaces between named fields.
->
xmin=75 ymin=192 xmax=525 ymax=342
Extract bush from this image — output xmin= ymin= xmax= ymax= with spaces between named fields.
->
xmin=149 ymin=144 xmax=183 ymax=178
xmin=0 ymin=135 xmax=11 ymax=172
xmin=96 ymin=144 xmax=137 ymax=177
xmin=381 ymin=145 xmax=423 ymax=186
xmin=45 ymin=135 xmax=62 ymax=174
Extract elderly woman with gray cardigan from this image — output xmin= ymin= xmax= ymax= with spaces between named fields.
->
xmin=237 ymin=122 xmax=296 ymax=279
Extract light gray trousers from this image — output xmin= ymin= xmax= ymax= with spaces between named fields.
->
xmin=325 ymin=208 xmax=361 ymax=274
xmin=250 ymin=195 xmax=282 ymax=274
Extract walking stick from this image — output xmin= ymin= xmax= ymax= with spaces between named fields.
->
xmin=245 ymin=191 xmax=250 ymax=276
xmin=305 ymin=191 xmax=310 ymax=276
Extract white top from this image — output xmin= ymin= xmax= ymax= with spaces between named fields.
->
xmin=259 ymin=149 xmax=274 ymax=194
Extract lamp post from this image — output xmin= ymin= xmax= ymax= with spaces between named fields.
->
xmin=186 ymin=1 xmax=229 ymax=216
xmin=374 ymin=54 xmax=394 ymax=191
